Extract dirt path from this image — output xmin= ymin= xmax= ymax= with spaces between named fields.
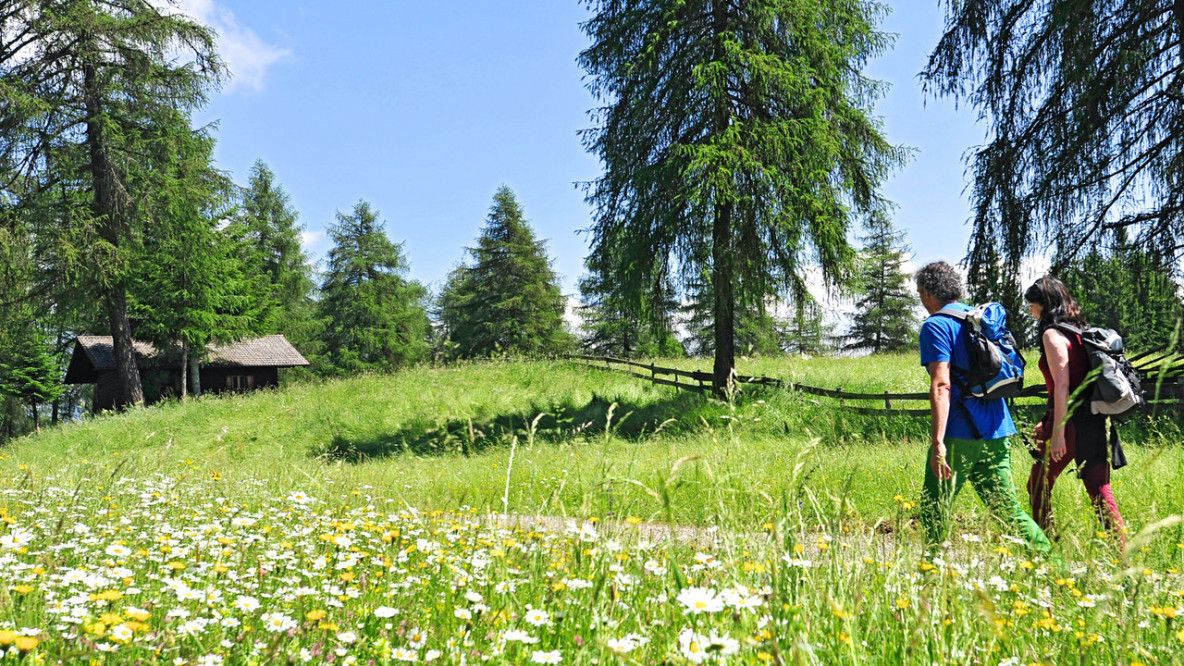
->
xmin=481 ymin=511 xmax=903 ymax=559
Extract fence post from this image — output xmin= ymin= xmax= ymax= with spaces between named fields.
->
xmin=884 ymin=391 xmax=892 ymax=410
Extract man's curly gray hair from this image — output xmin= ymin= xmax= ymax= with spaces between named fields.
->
xmin=915 ymin=261 xmax=963 ymax=304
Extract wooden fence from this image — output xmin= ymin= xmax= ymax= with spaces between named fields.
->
xmin=571 ymin=351 xmax=1184 ymax=416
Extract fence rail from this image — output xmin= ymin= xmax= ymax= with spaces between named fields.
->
xmin=570 ymin=353 xmax=1184 ymax=417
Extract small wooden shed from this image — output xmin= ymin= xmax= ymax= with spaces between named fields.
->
xmin=64 ymin=335 xmax=311 ymax=412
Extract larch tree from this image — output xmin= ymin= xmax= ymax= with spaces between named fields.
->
xmin=0 ymin=0 xmax=223 ymax=409
xmin=846 ymin=212 xmax=917 ymax=353
xmin=580 ymin=0 xmax=905 ymax=395
xmin=439 ymin=186 xmax=574 ymax=358
xmin=317 ymin=201 xmax=430 ymax=373
xmin=923 ymin=0 xmax=1184 ymax=287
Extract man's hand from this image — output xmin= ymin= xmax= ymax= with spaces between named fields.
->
xmin=930 ymin=441 xmax=952 ymax=480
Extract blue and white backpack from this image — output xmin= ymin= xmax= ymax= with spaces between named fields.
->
xmin=935 ymin=303 xmax=1026 ymax=400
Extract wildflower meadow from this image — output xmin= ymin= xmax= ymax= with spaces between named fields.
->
xmin=1 ymin=358 xmax=1182 ymax=664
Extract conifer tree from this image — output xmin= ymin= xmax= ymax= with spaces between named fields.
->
xmin=578 ymin=251 xmax=683 ymax=358
xmin=235 ymin=160 xmax=315 ymax=338
xmin=318 ymin=201 xmax=430 ymax=373
xmin=784 ymin=299 xmax=833 ymax=357
xmin=684 ymin=283 xmax=786 ymax=358
xmin=1059 ymin=232 xmax=1184 ymax=353
xmin=0 ymin=0 xmax=223 ymax=408
xmin=131 ymin=120 xmax=262 ymax=400
xmin=580 ymin=0 xmax=904 ymax=394
xmin=439 ymin=187 xmax=575 ymax=358
xmin=847 ymin=213 xmax=917 ymax=353
xmin=0 ymin=324 xmax=64 ymax=434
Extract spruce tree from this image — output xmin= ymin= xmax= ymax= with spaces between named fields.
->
xmin=130 ymin=119 xmax=262 ymax=400
xmin=847 ymin=213 xmax=918 ymax=353
xmin=784 ymin=299 xmax=833 ymax=357
xmin=684 ymin=282 xmax=786 ymax=358
xmin=235 ymin=160 xmax=315 ymax=338
xmin=0 ymin=325 xmax=64 ymax=433
xmin=1059 ymin=232 xmax=1184 ymax=353
xmin=439 ymin=187 xmax=575 ymax=358
xmin=317 ymin=201 xmax=430 ymax=373
xmin=580 ymin=0 xmax=905 ymax=394
xmin=0 ymin=0 xmax=223 ymax=408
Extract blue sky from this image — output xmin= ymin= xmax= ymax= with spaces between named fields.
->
xmin=187 ymin=0 xmax=987 ymax=298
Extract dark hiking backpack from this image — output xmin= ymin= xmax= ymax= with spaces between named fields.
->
xmin=1050 ymin=323 xmax=1140 ymax=470
xmin=1051 ymin=324 xmax=1144 ymax=418
xmin=935 ymin=303 xmax=1026 ymax=400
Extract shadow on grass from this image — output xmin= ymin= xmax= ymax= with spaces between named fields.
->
xmin=315 ymin=390 xmax=709 ymax=463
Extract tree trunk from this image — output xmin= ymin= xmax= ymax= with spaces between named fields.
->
xmin=712 ymin=200 xmax=736 ymax=398
xmin=85 ymin=57 xmax=143 ymax=409
xmin=52 ymin=330 xmax=62 ymax=424
xmin=180 ymin=343 xmax=189 ymax=403
xmin=31 ymin=401 xmax=39 ymax=434
xmin=710 ymin=0 xmax=735 ymax=399
xmin=190 ymin=355 xmax=202 ymax=398
xmin=104 ymin=290 xmax=144 ymax=409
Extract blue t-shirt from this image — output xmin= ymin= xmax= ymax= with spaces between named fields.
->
xmin=919 ymin=303 xmax=1017 ymax=440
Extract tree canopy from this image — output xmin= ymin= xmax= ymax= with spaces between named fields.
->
xmin=923 ymin=0 xmax=1184 ymax=283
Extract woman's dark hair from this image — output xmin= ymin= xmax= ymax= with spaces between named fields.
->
xmin=915 ymin=262 xmax=963 ymax=303
xmin=1024 ymin=275 xmax=1086 ymax=331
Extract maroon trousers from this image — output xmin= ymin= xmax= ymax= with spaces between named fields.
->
xmin=1027 ymin=428 xmax=1126 ymax=549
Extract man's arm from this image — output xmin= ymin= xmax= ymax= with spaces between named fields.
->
xmin=927 ymin=361 xmax=953 ymax=480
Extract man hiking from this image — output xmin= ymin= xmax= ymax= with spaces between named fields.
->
xmin=915 ymin=262 xmax=1051 ymax=553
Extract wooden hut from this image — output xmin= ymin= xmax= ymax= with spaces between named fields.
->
xmin=64 ymin=335 xmax=310 ymax=412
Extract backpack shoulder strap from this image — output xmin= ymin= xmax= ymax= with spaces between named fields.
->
xmin=932 ymin=307 xmax=969 ymax=322
xmin=1049 ymin=322 xmax=1083 ymax=336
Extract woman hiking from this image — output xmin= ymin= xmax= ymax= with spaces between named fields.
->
xmin=1024 ymin=276 xmax=1126 ymax=549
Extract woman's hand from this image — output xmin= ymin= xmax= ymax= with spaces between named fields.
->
xmin=1049 ymin=432 xmax=1067 ymax=462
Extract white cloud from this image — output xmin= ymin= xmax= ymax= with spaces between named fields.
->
xmin=154 ymin=0 xmax=291 ymax=93
xmin=564 ymin=295 xmax=584 ymax=334
xmin=300 ymin=229 xmax=326 ymax=255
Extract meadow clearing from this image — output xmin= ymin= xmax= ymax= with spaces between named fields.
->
xmin=0 ymin=355 xmax=1182 ymax=664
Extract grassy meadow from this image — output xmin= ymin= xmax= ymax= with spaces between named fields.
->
xmin=0 ymin=355 xmax=1182 ymax=664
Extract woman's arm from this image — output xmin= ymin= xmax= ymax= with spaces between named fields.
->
xmin=1043 ymin=328 xmax=1072 ymax=462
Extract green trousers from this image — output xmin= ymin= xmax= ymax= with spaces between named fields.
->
xmin=919 ymin=437 xmax=1051 ymax=553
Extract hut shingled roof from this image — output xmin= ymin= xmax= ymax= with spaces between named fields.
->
xmin=73 ymin=335 xmax=310 ymax=371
